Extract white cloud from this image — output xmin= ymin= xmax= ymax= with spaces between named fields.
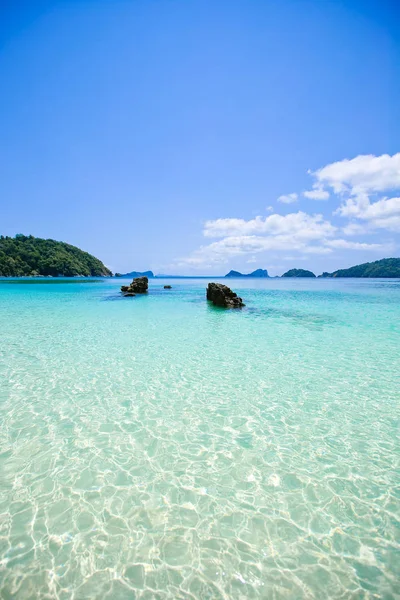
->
xmin=178 ymin=211 xmax=384 ymax=267
xmin=326 ymin=239 xmax=388 ymax=250
xmin=204 ymin=211 xmax=336 ymax=240
xmin=337 ymin=196 xmax=400 ymax=232
xmin=175 ymin=153 xmax=400 ymax=269
xmin=368 ymin=216 xmax=400 ymax=231
xmin=338 ymin=195 xmax=400 ymax=219
xmin=179 ymin=232 xmax=334 ymax=267
xmin=304 ymin=153 xmax=400 ymax=233
xmin=342 ymin=222 xmax=368 ymax=236
xmin=303 ymin=188 xmax=330 ymax=200
xmin=277 ymin=193 xmax=298 ymax=204
xmin=311 ymin=153 xmax=400 ymax=197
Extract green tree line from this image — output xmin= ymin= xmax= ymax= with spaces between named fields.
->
xmin=0 ymin=235 xmax=112 ymax=277
xmin=321 ymin=258 xmax=400 ymax=278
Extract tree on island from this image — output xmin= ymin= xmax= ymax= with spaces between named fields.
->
xmin=282 ymin=268 xmax=316 ymax=278
xmin=225 ymin=269 xmax=269 ymax=278
xmin=319 ymin=258 xmax=400 ymax=278
xmin=0 ymin=235 xmax=112 ymax=277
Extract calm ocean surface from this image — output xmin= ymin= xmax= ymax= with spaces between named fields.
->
xmin=0 ymin=277 xmax=399 ymax=599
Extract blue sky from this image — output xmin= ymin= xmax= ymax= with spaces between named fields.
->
xmin=1 ymin=0 xmax=399 ymax=275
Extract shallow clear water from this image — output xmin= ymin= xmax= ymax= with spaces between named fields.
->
xmin=0 ymin=277 xmax=399 ymax=599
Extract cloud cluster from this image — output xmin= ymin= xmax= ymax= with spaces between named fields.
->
xmin=178 ymin=211 xmax=387 ymax=268
xmin=176 ymin=153 xmax=399 ymax=269
xmin=178 ymin=232 xmax=332 ymax=269
xmin=309 ymin=153 xmax=400 ymax=232
xmin=203 ymin=212 xmax=335 ymax=239
xmin=337 ymin=196 xmax=400 ymax=232
xmin=311 ymin=153 xmax=400 ymax=196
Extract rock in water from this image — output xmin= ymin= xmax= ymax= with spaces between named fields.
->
xmin=121 ymin=276 xmax=148 ymax=295
xmin=130 ymin=276 xmax=148 ymax=293
xmin=164 ymin=285 xmax=172 ymax=289
xmin=206 ymin=282 xmax=245 ymax=308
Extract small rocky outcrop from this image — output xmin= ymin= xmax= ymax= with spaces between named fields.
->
xmin=206 ymin=282 xmax=245 ymax=308
xmin=164 ymin=285 xmax=172 ymax=289
xmin=121 ymin=276 xmax=148 ymax=296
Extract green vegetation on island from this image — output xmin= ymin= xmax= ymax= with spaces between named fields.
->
xmin=115 ymin=270 xmax=154 ymax=278
xmin=319 ymin=258 xmax=400 ymax=278
xmin=0 ymin=235 xmax=112 ymax=277
xmin=282 ymin=268 xmax=316 ymax=278
xmin=225 ymin=269 xmax=269 ymax=278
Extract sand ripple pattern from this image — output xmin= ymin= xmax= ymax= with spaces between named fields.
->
xmin=0 ymin=278 xmax=399 ymax=599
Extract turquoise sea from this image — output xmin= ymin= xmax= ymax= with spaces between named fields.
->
xmin=0 ymin=277 xmax=399 ymax=599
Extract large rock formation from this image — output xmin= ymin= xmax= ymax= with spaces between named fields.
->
xmin=206 ymin=283 xmax=245 ymax=308
xmin=121 ymin=276 xmax=148 ymax=296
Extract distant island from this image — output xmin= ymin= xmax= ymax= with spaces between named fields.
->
xmin=0 ymin=234 xmax=112 ymax=277
xmin=115 ymin=270 xmax=154 ymax=278
xmin=319 ymin=258 xmax=400 ymax=278
xmin=282 ymin=268 xmax=316 ymax=278
xmin=225 ymin=269 xmax=269 ymax=278
xmin=2 ymin=238 xmax=399 ymax=280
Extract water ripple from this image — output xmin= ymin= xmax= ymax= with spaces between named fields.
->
xmin=0 ymin=279 xmax=399 ymax=598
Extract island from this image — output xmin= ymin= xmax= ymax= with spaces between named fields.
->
xmin=225 ymin=269 xmax=269 ymax=278
xmin=115 ymin=270 xmax=154 ymax=278
xmin=0 ymin=234 xmax=112 ymax=277
xmin=282 ymin=268 xmax=316 ymax=278
xmin=319 ymin=258 xmax=400 ymax=278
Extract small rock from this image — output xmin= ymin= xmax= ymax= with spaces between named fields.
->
xmin=164 ymin=285 xmax=172 ymax=289
xmin=206 ymin=282 xmax=245 ymax=308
